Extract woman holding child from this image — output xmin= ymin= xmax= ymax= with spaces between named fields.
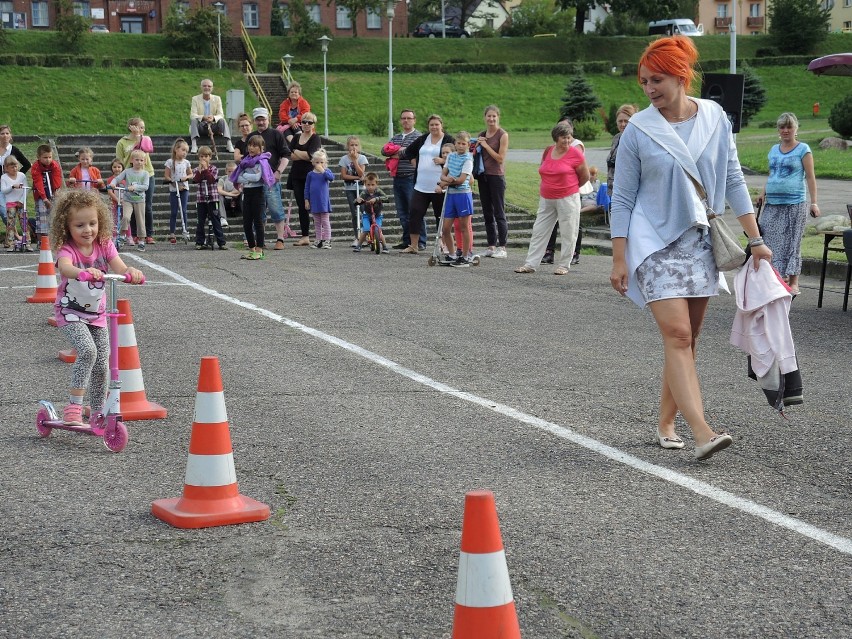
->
xmin=0 ymin=125 xmax=31 ymax=232
xmin=398 ymin=114 xmax=454 ymax=254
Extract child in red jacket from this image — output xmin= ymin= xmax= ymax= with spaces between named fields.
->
xmin=31 ymin=144 xmax=63 ymax=241
xmin=66 ymin=147 xmax=104 ymax=191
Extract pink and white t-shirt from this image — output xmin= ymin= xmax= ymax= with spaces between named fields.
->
xmin=54 ymin=240 xmax=118 ymax=328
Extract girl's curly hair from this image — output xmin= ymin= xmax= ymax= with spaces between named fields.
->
xmin=49 ymin=189 xmax=114 ymax=251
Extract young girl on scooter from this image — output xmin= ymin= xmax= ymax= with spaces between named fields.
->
xmin=49 ymin=190 xmax=144 ymax=426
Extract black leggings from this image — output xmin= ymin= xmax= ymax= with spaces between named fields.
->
xmin=290 ymin=176 xmax=310 ymax=237
xmin=409 ymin=190 xmax=445 ymax=238
xmin=547 ymin=223 xmax=583 ymax=256
xmin=242 ymin=187 xmax=266 ymax=249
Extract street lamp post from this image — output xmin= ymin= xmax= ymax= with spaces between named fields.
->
xmin=282 ymin=53 xmax=293 ymax=85
xmin=318 ymin=35 xmax=332 ymax=138
xmin=387 ymin=1 xmax=397 ymax=139
xmin=213 ymin=1 xmax=225 ymax=70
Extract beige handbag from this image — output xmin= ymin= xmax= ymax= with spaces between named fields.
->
xmin=687 ymin=174 xmax=746 ymax=272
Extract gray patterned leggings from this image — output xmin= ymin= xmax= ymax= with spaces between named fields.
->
xmin=61 ymin=323 xmax=109 ymax=411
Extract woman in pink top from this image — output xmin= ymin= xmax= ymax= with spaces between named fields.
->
xmin=514 ymin=121 xmax=589 ymax=275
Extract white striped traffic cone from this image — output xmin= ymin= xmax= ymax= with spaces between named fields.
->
xmin=116 ymin=298 xmax=167 ymax=421
xmin=27 ymin=236 xmax=58 ymax=303
xmin=151 ymin=356 xmax=270 ymax=529
xmin=452 ymin=490 xmax=520 ymax=638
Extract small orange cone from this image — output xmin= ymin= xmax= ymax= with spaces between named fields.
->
xmin=152 ymin=356 xmax=270 ymax=529
xmin=27 ymin=236 xmax=58 ymax=303
xmin=58 ymin=348 xmax=77 ymax=363
xmin=452 ymin=490 xmax=520 ymax=639
xmin=116 ymin=298 xmax=167 ymax=421
xmin=47 ymin=317 xmax=57 ymax=327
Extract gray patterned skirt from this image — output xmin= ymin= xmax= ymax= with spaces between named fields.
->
xmin=635 ymin=226 xmax=718 ymax=304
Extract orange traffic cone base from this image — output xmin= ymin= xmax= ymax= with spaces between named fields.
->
xmin=152 ymin=495 xmax=270 ymax=529
xmin=58 ymin=349 xmax=76 ymax=363
xmin=120 ymin=397 xmax=167 ymax=421
xmin=452 ymin=604 xmax=520 ymax=637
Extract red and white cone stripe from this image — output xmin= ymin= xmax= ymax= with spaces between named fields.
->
xmin=116 ymin=299 xmax=167 ymax=420
xmin=151 ymin=356 xmax=269 ymax=528
xmin=27 ymin=237 xmax=58 ymax=303
xmin=452 ymin=490 xmax=520 ymax=638
xmin=455 ymin=549 xmax=514 ymax=608
xmin=184 ymin=390 xmax=238 ymax=491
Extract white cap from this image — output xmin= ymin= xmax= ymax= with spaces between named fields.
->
xmin=252 ymin=107 xmax=269 ymax=119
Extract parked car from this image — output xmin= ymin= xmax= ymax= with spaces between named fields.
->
xmin=90 ymin=24 xmax=109 ymax=33
xmin=413 ymin=21 xmax=470 ymax=38
xmin=647 ymin=19 xmax=703 ymax=37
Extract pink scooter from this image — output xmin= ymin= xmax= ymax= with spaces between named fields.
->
xmin=36 ymin=271 xmax=146 ymax=452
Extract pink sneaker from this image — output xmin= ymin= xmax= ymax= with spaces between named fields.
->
xmin=63 ymin=403 xmax=85 ymax=426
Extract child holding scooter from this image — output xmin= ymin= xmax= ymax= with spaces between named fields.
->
xmin=49 ymin=190 xmax=144 ymax=426
xmin=112 ymin=150 xmax=149 ymax=252
xmin=438 ymin=132 xmax=475 ymax=267
xmin=1 ymin=156 xmax=27 ymax=250
xmin=107 ymin=159 xmax=126 ymax=244
xmin=192 ymin=146 xmax=225 ymax=250
xmin=164 ymin=138 xmax=193 ymax=244
xmin=66 ymin=147 xmax=105 ymax=191
xmin=339 ymin=135 xmax=368 ymax=248
xmin=217 ymin=160 xmax=241 ymax=229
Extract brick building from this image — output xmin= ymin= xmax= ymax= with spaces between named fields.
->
xmin=0 ymin=0 xmax=408 ymax=38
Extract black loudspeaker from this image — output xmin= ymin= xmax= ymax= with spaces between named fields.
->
xmin=701 ymin=73 xmax=744 ymax=133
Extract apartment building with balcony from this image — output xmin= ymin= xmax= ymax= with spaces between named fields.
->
xmin=697 ymin=0 xmax=766 ymax=35
xmin=0 ymin=0 xmax=407 ymax=38
xmin=824 ymin=0 xmax=852 ymax=32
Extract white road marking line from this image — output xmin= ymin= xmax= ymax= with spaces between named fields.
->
xmin=127 ymin=255 xmax=852 ymax=556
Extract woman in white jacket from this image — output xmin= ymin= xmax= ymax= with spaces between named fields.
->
xmin=609 ymin=36 xmax=772 ymax=460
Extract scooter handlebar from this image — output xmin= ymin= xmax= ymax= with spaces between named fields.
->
xmin=77 ymin=272 xmax=145 ymax=284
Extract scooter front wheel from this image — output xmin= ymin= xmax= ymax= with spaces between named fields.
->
xmin=427 ymin=256 xmax=437 ymax=267
xmin=103 ymin=421 xmax=129 ymax=452
xmin=36 ymin=408 xmax=52 ymax=438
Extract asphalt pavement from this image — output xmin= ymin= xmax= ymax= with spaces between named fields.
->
xmin=1 ymin=241 xmax=850 ymax=638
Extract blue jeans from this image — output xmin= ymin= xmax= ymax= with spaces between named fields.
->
xmin=169 ymin=190 xmax=189 ymax=234
xmin=263 ymin=182 xmax=285 ymax=224
xmin=393 ymin=175 xmax=425 ymax=247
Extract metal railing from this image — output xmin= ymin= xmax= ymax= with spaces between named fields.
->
xmin=240 ymin=21 xmax=257 ymax=69
xmin=281 ymin=59 xmax=294 ymax=87
xmin=245 ymin=60 xmax=272 ymax=114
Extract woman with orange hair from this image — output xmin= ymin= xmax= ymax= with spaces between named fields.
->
xmin=609 ymin=36 xmax=771 ymax=461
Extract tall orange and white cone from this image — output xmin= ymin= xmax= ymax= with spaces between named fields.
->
xmin=48 ymin=315 xmax=77 ymax=361
xmin=116 ymin=298 xmax=167 ymax=421
xmin=27 ymin=236 xmax=58 ymax=303
xmin=152 ymin=356 xmax=270 ymax=529
xmin=452 ymin=490 xmax=520 ymax=639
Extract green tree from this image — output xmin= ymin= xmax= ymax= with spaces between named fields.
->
xmin=559 ymin=66 xmax=601 ymax=122
xmin=163 ymin=4 xmax=224 ymax=54
xmin=271 ymin=0 xmax=286 ymax=36
xmin=740 ymin=63 xmax=767 ymax=128
xmin=502 ymin=0 xmax=574 ymax=37
xmin=54 ymin=0 xmax=89 ymax=51
xmin=828 ymin=94 xmax=852 ymax=139
xmin=331 ymin=0 xmax=384 ymax=38
xmin=283 ymin=0 xmax=331 ymax=48
xmin=768 ymin=0 xmax=831 ymax=55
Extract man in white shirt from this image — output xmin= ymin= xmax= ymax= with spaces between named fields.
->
xmin=189 ymin=78 xmax=234 ymax=154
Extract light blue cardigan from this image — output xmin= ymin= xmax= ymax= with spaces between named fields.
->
xmin=610 ymin=98 xmax=754 ymax=307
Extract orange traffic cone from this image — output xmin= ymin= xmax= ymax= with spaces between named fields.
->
xmin=452 ymin=490 xmax=520 ymax=639
xmin=48 ymin=315 xmax=77 ymax=361
xmin=151 ymin=356 xmax=270 ymax=529
xmin=116 ymin=298 xmax=167 ymax=421
xmin=27 ymin=236 xmax=58 ymax=303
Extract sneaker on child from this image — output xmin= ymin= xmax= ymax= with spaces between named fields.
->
xmin=63 ymin=403 xmax=85 ymax=426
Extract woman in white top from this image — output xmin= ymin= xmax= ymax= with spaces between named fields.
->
xmin=609 ymin=36 xmax=771 ymax=461
xmin=398 ymin=114 xmax=454 ymax=254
